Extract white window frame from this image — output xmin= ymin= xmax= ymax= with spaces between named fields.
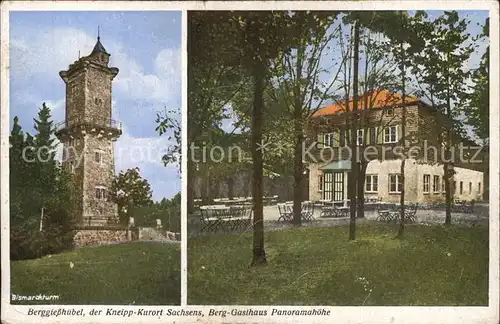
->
xmin=324 ymin=132 xmax=335 ymax=147
xmin=365 ymin=174 xmax=378 ymax=193
xmin=357 ymin=129 xmax=364 ymax=146
xmin=423 ymin=174 xmax=430 ymax=194
xmin=383 ymin=126 xmax=398 ymax=144
xmin=389 ymin=174 xmax=402 ymax=193
xmin=95 ymin=186 xmax=106 ymax=200
xmin=432 ymin=175 xmax=440 ymax=193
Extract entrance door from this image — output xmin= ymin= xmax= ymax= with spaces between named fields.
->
xmin=323 ymin=171 xmax=344 ymax=201
xmin=323 ymin=172 xmax=332 ymax=200
xmin=333 ymin=172 xmax=344 ymax=202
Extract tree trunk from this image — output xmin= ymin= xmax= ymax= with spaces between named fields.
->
xmin=292 ymin=104 xmax=303 ymax=226
xmin=357 ymin=162 xmax=367 ymax=218
xmin=482 ymin=146 xmax=489 ymax=202
xmin=214 ymin=180 xmax=221 ymax=199
xmin=187 ymin=158 xmax=195 ymax=214
xmin=397 ymin=39 xmax=407 ymax=238
xmin=292 ymin=39 xmax=304 ymax=227
xmin=444 ymin=162 xmax=452 ymax=225
xmin=251 ymin=54 xmax=267 ymax=266
xmin=349 ymin=18 xmax=360 ymax=241
xmin=444 ymin=53 xmax=452 ymax=225
xmin=227 ymin=177 xmax=234 ymax=200
xmin=397 ymin=159 xmax=406 ymax=237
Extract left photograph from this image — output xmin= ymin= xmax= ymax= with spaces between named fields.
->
xmin=8 ymin=11 xmax=181 ymax=305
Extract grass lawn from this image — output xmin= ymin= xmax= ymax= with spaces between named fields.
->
xmin=11 ymin=242 xmax=180 ymax=305
xmin=188 ymin=223 xmax=488 ymax=305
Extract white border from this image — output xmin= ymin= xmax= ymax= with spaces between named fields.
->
xmin=1 ymin=1 xmax=499 ymax=324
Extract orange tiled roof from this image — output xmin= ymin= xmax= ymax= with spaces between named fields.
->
xmin=313 ymin=89 xmax=420 ymax=117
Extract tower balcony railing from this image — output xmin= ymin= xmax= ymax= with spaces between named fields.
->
xmin=54 ymin=117 xmax=122 ymax=134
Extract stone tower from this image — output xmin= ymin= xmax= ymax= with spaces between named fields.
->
xmin=55 ymin=33 xmax=122 ymax=226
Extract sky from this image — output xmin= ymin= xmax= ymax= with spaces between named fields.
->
xmin=9 ymin=11 xmax=181 ymax=201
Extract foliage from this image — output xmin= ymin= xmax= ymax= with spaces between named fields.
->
xmin=155 ymin=106 xmax=181 ymax=172
xmin=110 ymin=167 xmax=153 ymax=225
xmin=132 ymin=192 xmax=181 ymax=232
xmin=10 ymin=103 xmax=77 ymax=260
xmin=461 ymin=17 xmax=489 ymax=144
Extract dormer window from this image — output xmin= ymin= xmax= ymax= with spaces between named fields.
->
xmin=386 ymin=108 xmax=394 ymax=117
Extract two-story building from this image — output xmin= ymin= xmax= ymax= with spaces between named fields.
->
xmin=307 ymin=89 xmax=484 ymax=205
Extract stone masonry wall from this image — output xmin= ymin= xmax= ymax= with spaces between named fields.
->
xmin=85 ymin=66 xmax=113 ymax=123
xmin=73 ymin=229 xmax=128 ymax=247
xmin=82 ymin=134 xmax=117 ymax=222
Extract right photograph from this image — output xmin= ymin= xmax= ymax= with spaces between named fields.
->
xmin=186 ymin=10 xmax=490 ymax=305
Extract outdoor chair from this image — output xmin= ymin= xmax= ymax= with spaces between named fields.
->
xmin=229 ymin=206 xmax=253 ymax=231
xmin=199 ymin=208 xmax=220 ymax=232
xmin=376 ymin=205 xmax=397 ymax=222
xmin=277 ymin=203 xmax=293 ymax=222
xmin=403 ymin=203 xmax=418 ymax=223
xmin=301 ymin=202 xmax=315 ymax=221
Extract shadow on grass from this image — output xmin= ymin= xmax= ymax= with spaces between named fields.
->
xmin=187 ymin=223 xmax=488 ymax=306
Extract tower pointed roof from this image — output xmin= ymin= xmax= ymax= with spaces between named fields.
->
xmin=91 ymin=27 xmax=108 ymax=54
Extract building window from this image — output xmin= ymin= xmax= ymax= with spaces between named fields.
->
xmin=460 ymin=181 xmax=463 ymax=194
xmin=95 ymin=187 xmax=106 ymax=200
xmin=384 ymin=126 xmax=398 ymax=144
xmin=433 ymin=175 xmax=440 ymax=193
xmin=357 ymin=129 xmax=364 ymax=146
xmin=94 ymin=150 xmax=104 ymax=163
xmin=469 ymin=182 xmax=472 ymax=194
xmin=95 ymin=97 xmax=103 ymax=106
xmin=442 ymin=176 xmax=446 ymax=192
xmin=389 ymin=174 xmax=402 ymax=193
xmin=423 ymin=174 xmax=430 ymax=193
xmin=319 ymin=175 xmax=323 ymax=191
xmin=365 ymin=174 xmax=378 ymax=193
xmin=370 ymin=127 xmax=377 ymax=145
xmin=478 ymin=182 xmax=481 ymax=194
xmin=386 ymin=108 xmax=394 ymax=117
xmin=324 ymin=132 xmax=335 ymax=147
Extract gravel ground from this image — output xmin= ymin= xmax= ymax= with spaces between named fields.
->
xmin=188 ymin=204 xmax=489 ymax=237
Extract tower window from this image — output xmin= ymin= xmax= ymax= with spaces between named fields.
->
xmin=94 ymin=150 xmax=104 ymax=163
xmin=95 ymin=187 xmax=106 ymax=200
xmin=95 ymin=98 xmax=103 ymax=106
